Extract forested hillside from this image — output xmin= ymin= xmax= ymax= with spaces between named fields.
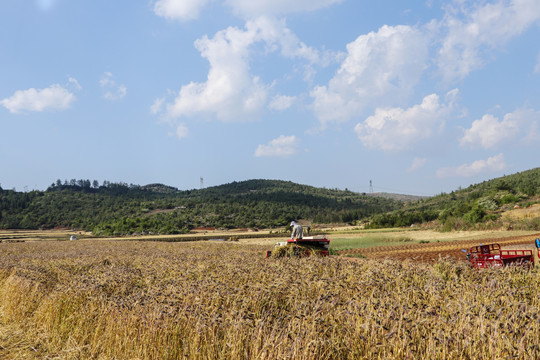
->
xmin=3 ymin=169 xmax=539 ymax=235
xmin=0 ymin=179 xmax=402 ymax=235
xmin=367 ymin=167 xmax=540 ymax=231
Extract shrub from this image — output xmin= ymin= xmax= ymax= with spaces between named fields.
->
xmin=500 ymin=194 xmax=519 ymax=204
xmin=463 ymin=207 xmax=486 ymax=224
xmin=477 ymin=198 xmax=498 ymax=210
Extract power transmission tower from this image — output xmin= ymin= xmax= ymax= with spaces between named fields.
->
xmin=200 ymin=177 xmax=204 ymax=189
xmin=369 ymin=180 xmax=373 ymax=193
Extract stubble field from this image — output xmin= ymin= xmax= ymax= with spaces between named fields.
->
xmin=1 ymin=232 xmax=540 ymax=359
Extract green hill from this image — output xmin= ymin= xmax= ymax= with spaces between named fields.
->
xmin=2 ymin=169 xmax=539 ymax=235
xmin=0 ymin=179 xmax=402 ymax=235
xmin=366 ymin=167 xmax=540 ymax=231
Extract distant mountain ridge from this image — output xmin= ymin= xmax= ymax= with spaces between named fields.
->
xmin=140 ymin=183 xmax=178 ymax=193
xmin=367 ymin=192 xmax=429 ymax=202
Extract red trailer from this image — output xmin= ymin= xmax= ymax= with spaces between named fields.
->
xmin=467 ymin=243 xmax=535 ymax=268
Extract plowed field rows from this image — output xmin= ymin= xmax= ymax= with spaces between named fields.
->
xmin=339 ymin=232 xmax=540 ymax=263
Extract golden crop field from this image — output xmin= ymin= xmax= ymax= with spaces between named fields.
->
xmin=1 ymin=239 xmax=540 ymax=359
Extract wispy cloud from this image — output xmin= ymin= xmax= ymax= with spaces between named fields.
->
xmin=175 ymin=124 xmax=189 ymax=139
xmin=100 ymin=72 xmax=126 ymax=101
xmin=68 ymin=77 xmax=82 ymax=91
xmin=437 ymin=0 xmax=540 ymax=82
xmin=436 ymin=154 xmax=506 ymax=178
xmin=254 ymin=135 xmax=298 ymax=157
xmin=151 ymin=97 xmax=165 ymax=115
xmin=268 ymin=94 xmax=296 ymax=111
xmin=408 ymin=158 xmax=427 ymax=172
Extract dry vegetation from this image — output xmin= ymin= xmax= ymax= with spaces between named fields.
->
xmin=2 ymin=240 xmax=540 ymax=359
xmin=0 ymin=229 xmax=83 ymax=242
xmin=501 ymin=204 xmax=540 ymax=220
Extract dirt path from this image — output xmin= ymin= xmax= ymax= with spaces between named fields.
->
xmin=338 ymin=232 xmax=540 ymax=263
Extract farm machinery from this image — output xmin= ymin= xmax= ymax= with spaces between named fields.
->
xmin=265 ymin=236 xmax=331 ymax=258
xmin=466 ymin=238 xmax=540 ymax=268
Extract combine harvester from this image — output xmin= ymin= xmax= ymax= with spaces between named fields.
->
xmin=466 ymin=238 xmax=540 ymax=268
xmin=266 ymin=235 xmax=331 ymax=258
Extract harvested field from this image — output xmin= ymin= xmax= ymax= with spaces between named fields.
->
xmin=339 ymin=232 xmax=540 ymax=263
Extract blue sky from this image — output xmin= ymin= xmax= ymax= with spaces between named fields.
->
xmin=1 ymin=0 xmax=539 ymax=195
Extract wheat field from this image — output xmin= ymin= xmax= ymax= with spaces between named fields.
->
xmin=1 ymin=240 xmax=540 ymax=359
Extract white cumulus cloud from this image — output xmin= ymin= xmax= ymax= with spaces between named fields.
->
xmin=1 ymin=83 xmax=76 ymax=114
xmin=437 ymin=0 xmax=540 ymax=82
xmin=157 ymin=17 xmax=325 ymax=122
xmin=100 ymin=72 xmax=127 ymax=101
xmin=460 ymin=108 xmax=539 ymax=149
xmin=460 ymin=114 xmax=517 ymax=149
xmin=354 ymin=91 xmax=455 ymax=152
xmin=254 ymin=135 xmax=298 ymax=157
xmin=436 ymin=153 xmax=506 ymax=178
xmin=311 ymin=25 xmax=429 ymax=127
xmin=153 ymin=0 xmax=210 ymax=21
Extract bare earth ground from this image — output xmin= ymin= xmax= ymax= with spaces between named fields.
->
xmin=236 ymin=229 xmax=540 ymax=263
xmin=338 ymin=231 xmax=540 ymax=263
